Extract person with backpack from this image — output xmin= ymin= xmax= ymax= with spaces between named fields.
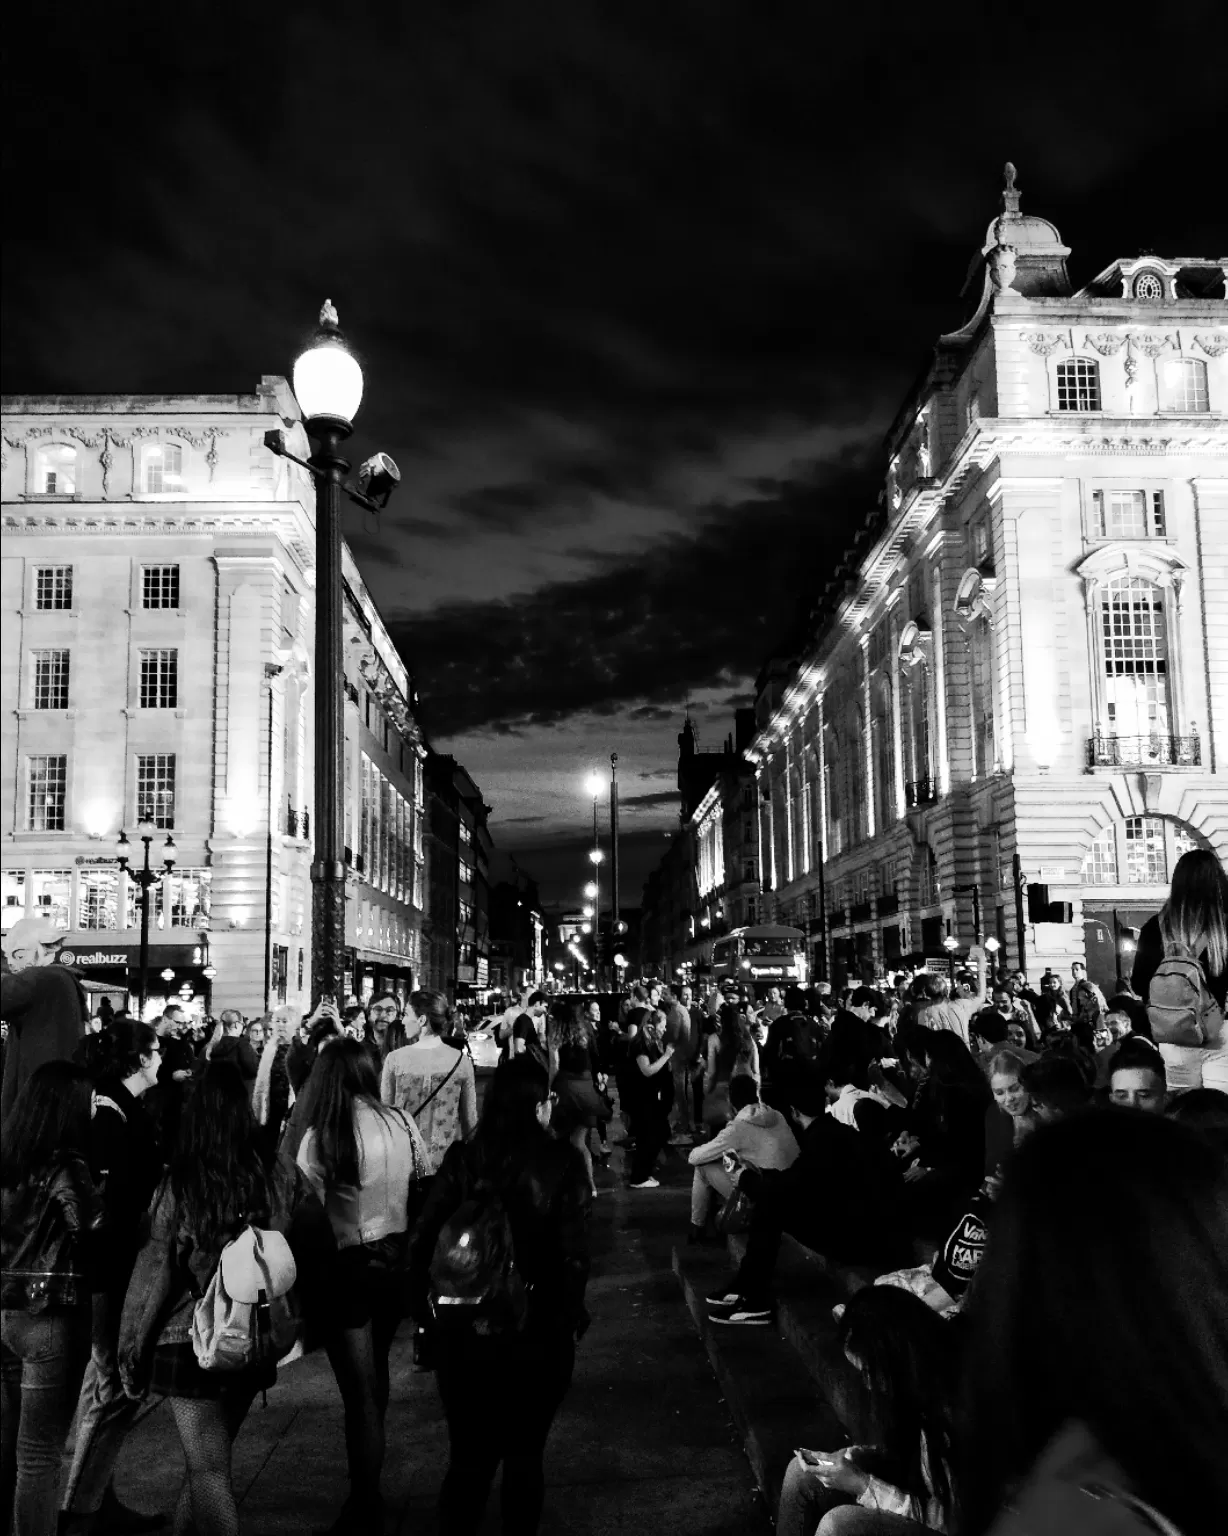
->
xmin=1131 ymin=848 xmax=1228 ymax=1095
xmin=297 ymin=1038 xmax=428 ymax=1533
xmin=1 ymin=1062 xmax=103 ymax=1536
xmin=409 ymin=1059 xmax=592 ymax=1536
xmin=117 ymin=1063 xmax=335 ymax=1536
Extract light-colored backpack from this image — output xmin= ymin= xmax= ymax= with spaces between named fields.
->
xmin=1146 ymin=941 xmax=1224 ymax=1048
xmin=190 ymin=1225 xmax=299 ymax=1372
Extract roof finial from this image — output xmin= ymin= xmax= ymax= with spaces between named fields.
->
xmin=319 ymin=298 xmax=339 ymax=330
xmin=1001 ymin=162 xmax=1021 ymax=216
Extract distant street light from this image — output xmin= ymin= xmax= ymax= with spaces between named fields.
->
xmin=589 ymin=848 xmax=605 ymax=865
xmin=943 ymin=932 xmax=959 ymax=982
xmin=584 ymin=881 xmax=598 ymax=900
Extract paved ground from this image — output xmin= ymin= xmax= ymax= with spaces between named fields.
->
xmin=113 ymin=1128 xmax=770 ymax=1535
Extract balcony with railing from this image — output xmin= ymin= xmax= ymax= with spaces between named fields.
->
xmin=905 ymin=775 xmax=938 ymax=808
xmin=285 ymin=804 xmax=311 ymax=838
xmin=1086 ymin=733 xmax=1201 ymax=769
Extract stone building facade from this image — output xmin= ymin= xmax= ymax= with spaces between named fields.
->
xmin=748 ymin=173 xmax=1228 ymax=993
xmin=1 ymin=380 xmax=427 ymax=1016
xmin=421 ymin=754 xmax=492 ymax=1000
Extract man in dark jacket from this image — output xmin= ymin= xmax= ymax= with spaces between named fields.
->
xmin=1 ymin=917 xmax=86 ymax=1122
xmin=706 ymin=1067 xmax=909 ymax=1324
xmin=207 ymin=1008 xmax=259 ymax=1090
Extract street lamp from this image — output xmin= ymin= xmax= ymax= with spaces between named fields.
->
xmin=942 ymin=932 xmax=959 ymax=983
xmin=265 ymin=301 xmax=402 ymax=1005
xmin=983 ymin=935 xmax=1001 ymax=984
xmin=583 ymin=881 xmax=598 ymax=901
xmin=116 ymin=821 xmax=175 ymax=1019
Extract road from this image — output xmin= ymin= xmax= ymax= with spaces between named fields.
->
xmin=112 ymin=1136 xmax=769 ymax=1535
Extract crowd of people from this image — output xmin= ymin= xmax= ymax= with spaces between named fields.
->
xmin=1 ymin=847 xmax=1225 ymax=1535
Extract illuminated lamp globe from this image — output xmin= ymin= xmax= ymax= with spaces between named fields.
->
xmin=589 ymin=848 xmax=604 ymax=865
xmin=613 ymin=954 xmax=628 ymax=969
xmin=292 ymin=300 xmax=364 ymax=429
xmin=582 ymin=905 xmax=594 ymax=919
xmin=160 ymin=968 xmax=176 ymax=982
xmin=984 ymin=937 xmax=1001 ymax=954
xmin=585 ymin=772 xmax=604 ymax=799
xmin=942 ymin=934 xmax=959 ymax=953
xmin=583 ymin=881 xmax=598 ymax=899
xmin=553 ymin=961 xmax=564 ymax=972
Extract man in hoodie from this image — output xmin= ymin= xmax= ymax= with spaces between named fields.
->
xmin=207 ymin=1007 xmax=260 ymax=1092
xmin=686 ymin=1074 xmax=798 ymax=1242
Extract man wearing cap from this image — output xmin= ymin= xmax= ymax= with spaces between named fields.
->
xmin=1 ymin=916 xmax=87 ymax=1121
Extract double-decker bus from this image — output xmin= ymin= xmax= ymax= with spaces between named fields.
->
xmin=711 ymin=924 xmax=807 ymax=994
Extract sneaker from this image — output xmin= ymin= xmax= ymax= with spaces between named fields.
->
xmin=710 ymin=1297 xmax=771 ymax=1325
xmin=704 ymin=1287 xmax=742 ymax=1308
xmin=628 ymin=1177 xmax=660 ymax=1189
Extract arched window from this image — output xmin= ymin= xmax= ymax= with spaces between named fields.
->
xmin=143 ymin=442 xmax=185 ymax=494
xmin=34 ymin=443 xmax=79 ymax=495
xmin=1056 ymin=358 xmax=1101 ymax=412
xmin=1081 ymin=817 xmax=1208 ymax=888
xmin=1100 ymin=575 xmax=1169 ymax=745
xmin=1133 ymin=271 xmax=1164 ymax=302
xmin=969 ymin=614 xmax=996 ymax=777
xmin=871 ymin=680 xmax=894 ymax=828
xmin=903 ymin=665 xmax=932 ymax=803
xmin=1159 ymin=358 xmax=1208 ymax=413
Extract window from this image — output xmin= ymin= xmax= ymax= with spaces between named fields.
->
xmin=32 ymin=650 xmax=70 ymax=709
xmin=1124 ymin=816 xmax=1167 ymax=884
xmin=139 ymin=649 xmax=178 ymax=709
xmin=27 ymin=756 xmax=67 ymax=831
xmin=136 ymin=754 xmax=176 ymax=827
xmin=2 ymin=870 xmax=27 ymax=932
xmin=1158 ymin=358 xmax=1208 ymax=413
xmin=78 ymin=869 xmax=119 ymax=930
xmin=969 ymin=616 xmax=996 ymax=777
xmin=968 ymin=513 xmax=993 ymax=573
xmin=1133 ymin=271 xmax=1164 ymax=301
xmin=157 ymin=868 xmax=211 ymax=929
xmin=919 ymin=846 xmax=940 ymax=906
xmin=30 ymin=869 xmax=71 ymax=927
xmin=35 ymin=444 xmax=78 ymax=495
xmin=1082 ymin=827 xmax=1119 ymax=886
xmin=35 ymin=565 xmax=73 ymax=610
xmin=141 ymin=565 xmax=180 ymax=609
xmin=1100 ymin=576 xmax=1169 ymax=739
xmin=1056 ymin=358 xmax=1101 ymax=412
xmin=1092 ymin=489 xmax=1166 ymax=539
xmin=907 ymin=566 xmax=929 ymax=625
xmin=143 ymin=443 xmax=184 ymax=494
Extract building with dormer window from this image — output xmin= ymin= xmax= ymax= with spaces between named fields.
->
xmin=748 ymin=167 xmax=1227 ymax=993
xmin=2 ymin=380 xmax=430 ymax=1016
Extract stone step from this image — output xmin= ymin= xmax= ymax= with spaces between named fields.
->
xmin=673 ymin=1242 xmax=839 ymax=1521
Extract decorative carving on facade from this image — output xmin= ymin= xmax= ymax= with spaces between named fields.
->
xmin=357 ymin=649 xmax=422 ymax=746
xmin=989 ymin=244 xmax=1018 ymax=293
xmin=1085 ymin=333 xmax=1126 ymax=356
xmin=1130 ymin=332 xmax=1175 ymax=358
xmin=897 ymin=620 xmax=931 ymax=669
xmin=953 ymin=567 xmax=996 ymax=627
xmin=1023 ymin=332 xmax=1067 ymax=356
xmin=1193 ymin=332 xmax=1228 ymax=358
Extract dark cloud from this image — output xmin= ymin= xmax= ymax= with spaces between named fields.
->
xmin=394 ymin=453 xmax=875 ymax=739
xmin=618 ymin=790 xmax=683 ymax=809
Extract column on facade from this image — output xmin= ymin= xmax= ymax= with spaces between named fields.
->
xmin=860 ymin=635 xmax=875 ymax=840
xmin=888 ymin=603 xmax=906 ymax=819
xmin=929 ymin=552 xmax=952 ymax=796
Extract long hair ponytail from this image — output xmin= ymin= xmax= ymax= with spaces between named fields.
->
xmin=1160 ymin=848 xmax=1228 ymax=977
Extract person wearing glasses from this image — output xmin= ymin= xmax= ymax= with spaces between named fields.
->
xmin=364 ymin=993 xmax=409 ymax=1071
xmin=381 ymin=990 xmax=478 ymax=1175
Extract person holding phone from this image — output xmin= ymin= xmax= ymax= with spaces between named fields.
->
xmin=778 ymin=1286 xmax=958 ymax=1534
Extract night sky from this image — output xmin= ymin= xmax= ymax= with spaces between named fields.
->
xmin=5 ymin=1 xmax=1226 ymax=908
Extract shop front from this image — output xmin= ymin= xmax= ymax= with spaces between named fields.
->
xmin=55 ymin=940 xmax=214 ymax=1020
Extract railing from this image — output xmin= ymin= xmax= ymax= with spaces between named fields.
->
xmin=285 ymin=805 xmax=311 ymax=838
xmin=905 ymin=775 xmax=937 ymax=808
xmin=1086 ymin=733 xmax=1201 ymax=769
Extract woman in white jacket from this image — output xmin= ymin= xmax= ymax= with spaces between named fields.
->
xmin=687 ymin=1073 xmax=798 ymax=1242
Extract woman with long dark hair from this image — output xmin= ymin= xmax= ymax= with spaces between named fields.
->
xmin=380 ymin=989 xmax=477 ymax=1175
xmin=900 ymin=1032 xmax=991 ymax=1239
xmin=409 ymin=1059 xmax=591 ymax=1536
xmin=958 ymin=1110 xmax=1228 ymax=1536
xmin=549 ymin=1004 xmax=610 ymax=1198
xmin=118 ymin=1064 xmax=334 ymax=1536
xmin=702 ymin=1004 xmax=754 ymax=1130
xmin=779 ymin=1285 xmax=959 ymax=1534
xmin=1 ymin=1062 xmax=101 ymax=1536
xmin=1132 ymin=847 xmax=1228 ymax=1093
xmin=297 ymin=1038 xmax=427 ymax=1532
xmin=61 ymin=1019 xmax=165 ymax=1533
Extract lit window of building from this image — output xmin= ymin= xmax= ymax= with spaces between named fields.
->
xmin=32 ymin=650 xmax=70 ymax=709
xmin=28 ymin=756 xmax=67 ymax=831
xmin=136 ymin=754 xmax=176 ymax=828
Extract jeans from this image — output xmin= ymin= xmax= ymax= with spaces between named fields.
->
xmin=671 ymin=1059 xmax=694 ymax=1134
xmin=777 ymin=1459 xmax=929 ymax=1536
xmin=1 ymin=1306 xmax=90 ymax=1536
xmin=629 ymin=1104 xmax=670 ymax=1183
xmin=690 ymin=1162 xmax=734 ymax=1226
xmin=434 ymin=1330 xmax=574 ymax=1536
xmin=733 ymin=1183 xmax=899 ymax=1305
xmin=1159 ymin=1041 xmax=1228 ymax=1093
xmin=62 ymin=1292 xmax=140 ymax=1515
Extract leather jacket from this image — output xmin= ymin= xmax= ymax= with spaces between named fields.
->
xmin=1 ymin=1152 xmax=105 ymax=1311
xmin=409 ymin=1129 xmax=591 ymax=1339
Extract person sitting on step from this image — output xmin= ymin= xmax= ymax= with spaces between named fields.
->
xmin=686 ymin=1073 xmax=798 ymax=1244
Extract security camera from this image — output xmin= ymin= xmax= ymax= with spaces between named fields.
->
xmin=357 ymin=452 xmax=401 ymax=509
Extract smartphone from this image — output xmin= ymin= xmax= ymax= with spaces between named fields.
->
xmin=794 ymin=1449 xmax=832 ymax=1468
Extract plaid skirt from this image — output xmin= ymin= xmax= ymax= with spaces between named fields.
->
xmin=149 ymin=1340 xmax=276 ymax=1401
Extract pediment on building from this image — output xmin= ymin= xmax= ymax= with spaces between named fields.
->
xmin=1075 ymin=544 xmax=1190 ymax=590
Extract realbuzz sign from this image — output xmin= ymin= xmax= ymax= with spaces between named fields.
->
xmin=58 ymin=949 xmax=127 ymax=967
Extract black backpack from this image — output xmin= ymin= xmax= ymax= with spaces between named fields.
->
xmin=427 ymin=1176 xmax=528 ymax=1336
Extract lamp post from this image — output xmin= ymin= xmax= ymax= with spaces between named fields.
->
xmin=610 ymin=753 xmax=621 ymax=987
xmin=585 ymin=774 xmax=603 ymax=988
xmin=942 ymin=931 xmax=959 ymax=984
xmin=983 ymin=935 xmax=1001 ymax=986
xmin=265 ymin=301 xmax=402 ymax=1005
xmin=116 ymin=821 xmax=175 ymax=1019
